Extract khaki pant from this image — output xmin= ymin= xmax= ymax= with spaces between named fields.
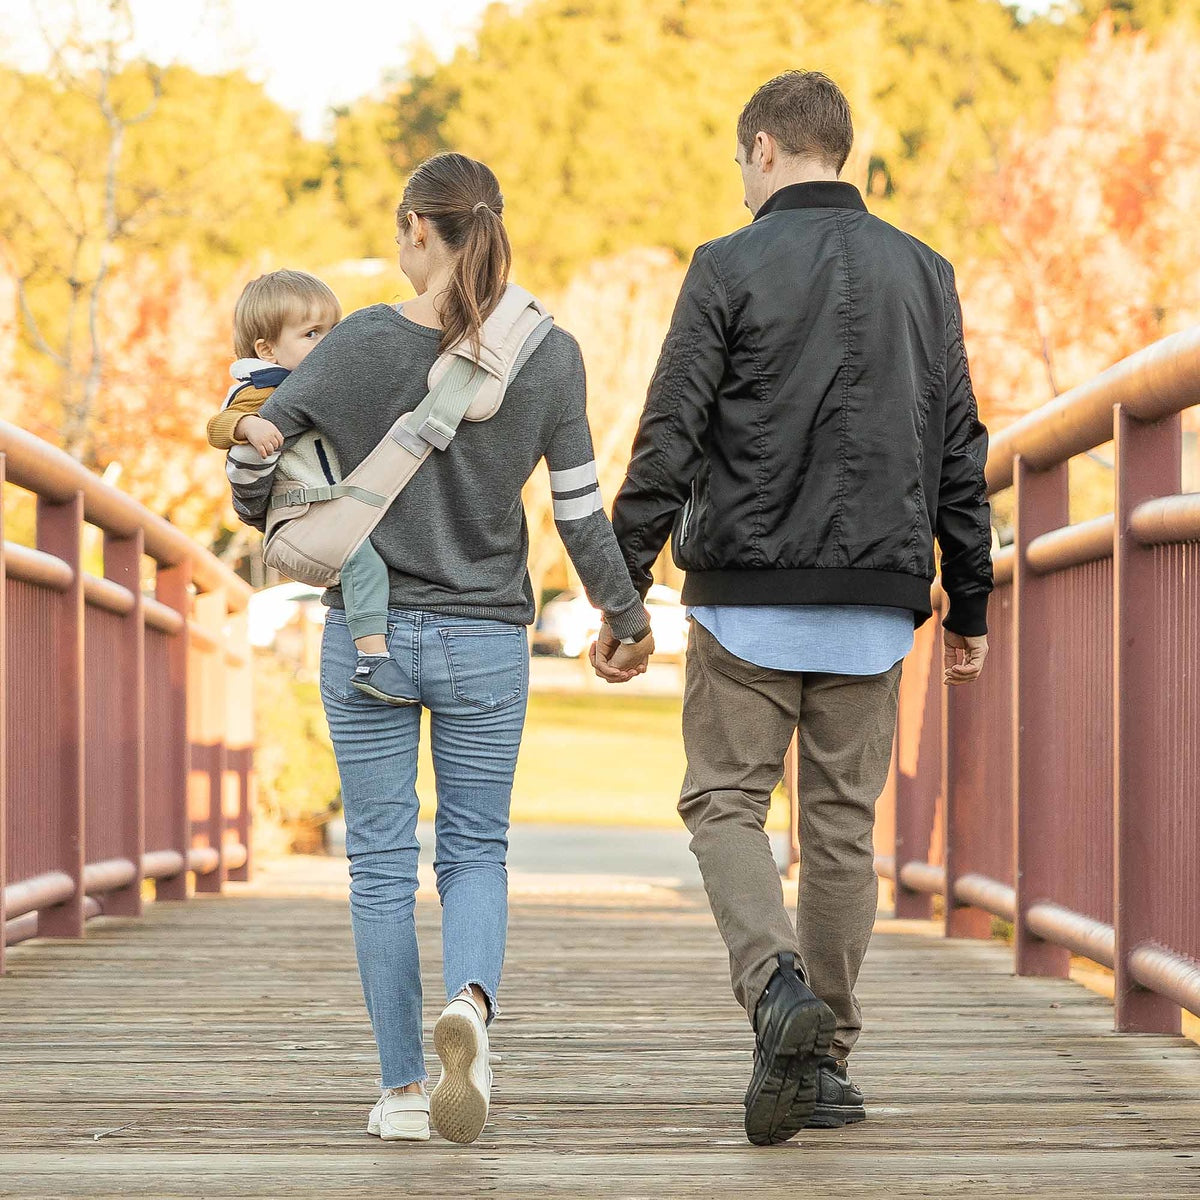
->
xmin=679 ymin=622 xmax=902 ymax=1060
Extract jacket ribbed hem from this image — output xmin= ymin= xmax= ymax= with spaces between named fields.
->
xmin=680 ymin=568 xmax=935 ymax=624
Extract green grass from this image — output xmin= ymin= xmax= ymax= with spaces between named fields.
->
xmin=417 ymin=690 xmax=789 ymax=830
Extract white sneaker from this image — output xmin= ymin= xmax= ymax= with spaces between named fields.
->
xmin=430 ymin=995 xmax=493 ymax=1144
xmin=367 ymin=1088 xmax=430 ymax=1142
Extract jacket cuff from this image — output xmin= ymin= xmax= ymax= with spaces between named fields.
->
xmin=942 ymin=590 xmax=989 ymax=638
xmin=606 ymin=599 xmax=651 ymax=642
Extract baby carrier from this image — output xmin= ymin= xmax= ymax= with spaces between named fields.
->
xmin=263 ymin=285 xmax=552 ymax=588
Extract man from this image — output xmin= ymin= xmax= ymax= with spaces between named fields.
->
xmin=595 ymin=71 xmax=992 ymax=1145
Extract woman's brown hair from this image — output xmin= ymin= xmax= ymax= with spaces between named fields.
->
xmin=398 ymin=153 xmax=513 ymax=355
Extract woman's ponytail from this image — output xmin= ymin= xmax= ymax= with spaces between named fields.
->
xmin=398 ymin=154 xmax=513 ymax=356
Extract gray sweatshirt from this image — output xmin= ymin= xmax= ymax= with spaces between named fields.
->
xmin=231 ymin=303 xmax=648 ymax=640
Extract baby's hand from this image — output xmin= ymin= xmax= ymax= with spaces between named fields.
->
xmin=235 ymin=414 xmax=284 ymax=458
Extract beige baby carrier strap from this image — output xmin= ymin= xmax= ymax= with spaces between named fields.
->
xmin=262 ymin=284 xmax=552 ymax=588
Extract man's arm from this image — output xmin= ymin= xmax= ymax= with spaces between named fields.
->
xmin=936 ymin=262 xmax=993 ymax=676
xmin=611 ymin=245 xmax=730 ymax=594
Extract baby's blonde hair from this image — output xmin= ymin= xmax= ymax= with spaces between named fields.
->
xmin=233 ymin=269 xmax=342 ymax=360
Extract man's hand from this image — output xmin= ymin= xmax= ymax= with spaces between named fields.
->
xmin=589 ymin=623 xmax=654 ymax=684
xmin=943 ymin=631 xmax=988 ymax=685
xmin=235 ymin=414 xmax=284 ymax=458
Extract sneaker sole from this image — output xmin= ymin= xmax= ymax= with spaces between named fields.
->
xmin=744 ymin=996 xmax=836 ymax=1147
xmin=351 ymin=680 xmax=419 ymax=707
xmin=805 ymin=1103 xmax=867 ymax=1129
xmin=431 ymin=1012 xmax=489 ymax=1144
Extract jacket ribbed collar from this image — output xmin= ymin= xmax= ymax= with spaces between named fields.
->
xmin=753 ymin=181 xmax=867 ymax=220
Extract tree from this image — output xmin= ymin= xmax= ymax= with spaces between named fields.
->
xmin=332 ymin=0 xmax=1071 ymax=289
xmin=526 ymin=248 xmax=686 ymax=595
xmin=0 ymin=2 xmax=357 ymax=463
xmin=960 ymin=18 xmax=1200 ymax=426
xmin=76 ymin=250 xmax=239 ymax=539
xmin=0 ymin=1 xmax=161 ymax=462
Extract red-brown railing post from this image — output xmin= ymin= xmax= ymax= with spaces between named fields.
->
xmin=191 ymin=588 xmax=227 ymax=894
xmin=1113 ymin=405 xmax=1183 ymax=1034
xmin=944 ymin=570 xmax=1015 ymax=940
xmin=894 ymin=616 xmax=940 ymax=919
xmin=225 ymin=604 xmax=253 ymax=883
xmin=0 ymin=454 xmax=7 ymax=973
xmin=35 ymin=490 xmax=86 ymax=938
xmin=784 ymin=736 xmax=800 ymax=879
xmin=1012 ymin=457 xmax=1072 ymax=978
xmin=155 ymin=561 xmax=192 ymax=902
xmin=103 ymin=528 xmax=146 ymax=917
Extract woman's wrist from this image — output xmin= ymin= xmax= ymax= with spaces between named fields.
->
xmin=605 ymin=601 xmax=651 ymax=644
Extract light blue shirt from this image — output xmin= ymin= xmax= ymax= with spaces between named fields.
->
xmin=689 ymin=605 xmax=914 ymax=674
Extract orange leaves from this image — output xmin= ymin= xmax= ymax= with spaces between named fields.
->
xmin=961 ymin=19 xmax=1200 ymax=426
xmin=3 ymin=248 xmax=240 ymax=543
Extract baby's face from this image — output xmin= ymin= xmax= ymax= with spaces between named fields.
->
xmin=264 ymin=305 xmax=337 ymax=370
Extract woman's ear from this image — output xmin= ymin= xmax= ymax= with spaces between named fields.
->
xmin=408 ymin=211 xmax=423 ymax=246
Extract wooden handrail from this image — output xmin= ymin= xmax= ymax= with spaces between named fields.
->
xmin=986 ymin=325 xmax=1200 ymax=492
xmin=0 ymin=421 xmax=250 ymax=609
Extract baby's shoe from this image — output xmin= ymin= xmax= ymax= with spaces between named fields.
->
xmin=351 ymin=655 xmax=418 ymax=706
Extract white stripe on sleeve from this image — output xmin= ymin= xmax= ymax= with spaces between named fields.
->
xmin=549 ymin=461 xmax=599 ymax=493
xmin=552 ymin=490 xmax=604 ymax=522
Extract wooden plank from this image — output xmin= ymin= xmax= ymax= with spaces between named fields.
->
xmin=0 ymin=880 xmax=1197 ymax=1198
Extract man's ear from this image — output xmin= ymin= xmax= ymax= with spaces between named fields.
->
xmin=254 ymin=337 xmax=277 ymax=363
xmin=755 ymin=131 xmax=775 ymax=172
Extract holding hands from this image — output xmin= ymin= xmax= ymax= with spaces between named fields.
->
xmin=590 ymin=623 xmax=654 ymax=684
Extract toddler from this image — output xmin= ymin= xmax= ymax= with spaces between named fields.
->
xmin=208 ymin=269 xmax=416 ymax=705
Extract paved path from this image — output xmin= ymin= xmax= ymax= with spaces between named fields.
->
xmin=1 ymin=854 xmax=1198 ymax=1199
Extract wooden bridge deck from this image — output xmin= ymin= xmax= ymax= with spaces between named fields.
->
xmin=1 ymin=866 xmax=1198 ymax=1199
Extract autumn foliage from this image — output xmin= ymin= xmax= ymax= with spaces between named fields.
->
xmin=961 ymin=19 xmax=1200 ymax=423
xmin=0 ymin=3 xmax=1197 ymax=562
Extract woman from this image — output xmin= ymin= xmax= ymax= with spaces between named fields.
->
xmin=246 ymin=153 xmax=654 ymax=1143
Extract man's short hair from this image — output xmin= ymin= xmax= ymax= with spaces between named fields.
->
xmin=737 ymin=71 xmax=854 ymax=173
xmin=233 ymin=269 xmax=341 ymax=360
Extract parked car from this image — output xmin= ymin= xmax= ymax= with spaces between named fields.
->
xmin=644 ymin=584 xmax=689 ymax=659
xmin=247 ymin=580 xmax=325 ymax=648
xmin=532 ymin=584 xmax=689 ymax=660
xmin=532 ymin=588 xmax=602 ymax=659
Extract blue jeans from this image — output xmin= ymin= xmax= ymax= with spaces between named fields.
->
xmin=320 ymin=608 xmax=529 ymax=1088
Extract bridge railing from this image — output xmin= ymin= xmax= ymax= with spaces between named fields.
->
xmin=870 ymin=327 xmax=1200 ymax=1033
xmin=0 ymin=422 xmax=254 ymax=973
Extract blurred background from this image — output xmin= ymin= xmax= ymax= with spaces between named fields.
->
xmin=2 ymin=0 xmax=1198 ymax=854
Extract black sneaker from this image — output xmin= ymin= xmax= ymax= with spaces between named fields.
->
xmin=743 ymin=953 xmax=836 ymax=1147
xmin=350 ymin=657 xmax=419 ymax=706
xmin=805 ymin=1055 xmax=866 ymax=1128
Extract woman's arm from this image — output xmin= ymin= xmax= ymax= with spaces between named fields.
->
xmin=544 ymin=341 xmax=650 ymax=643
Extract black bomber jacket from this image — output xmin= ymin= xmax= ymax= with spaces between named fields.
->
xmin=611 ymin=181 xmax=993 ymax=636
